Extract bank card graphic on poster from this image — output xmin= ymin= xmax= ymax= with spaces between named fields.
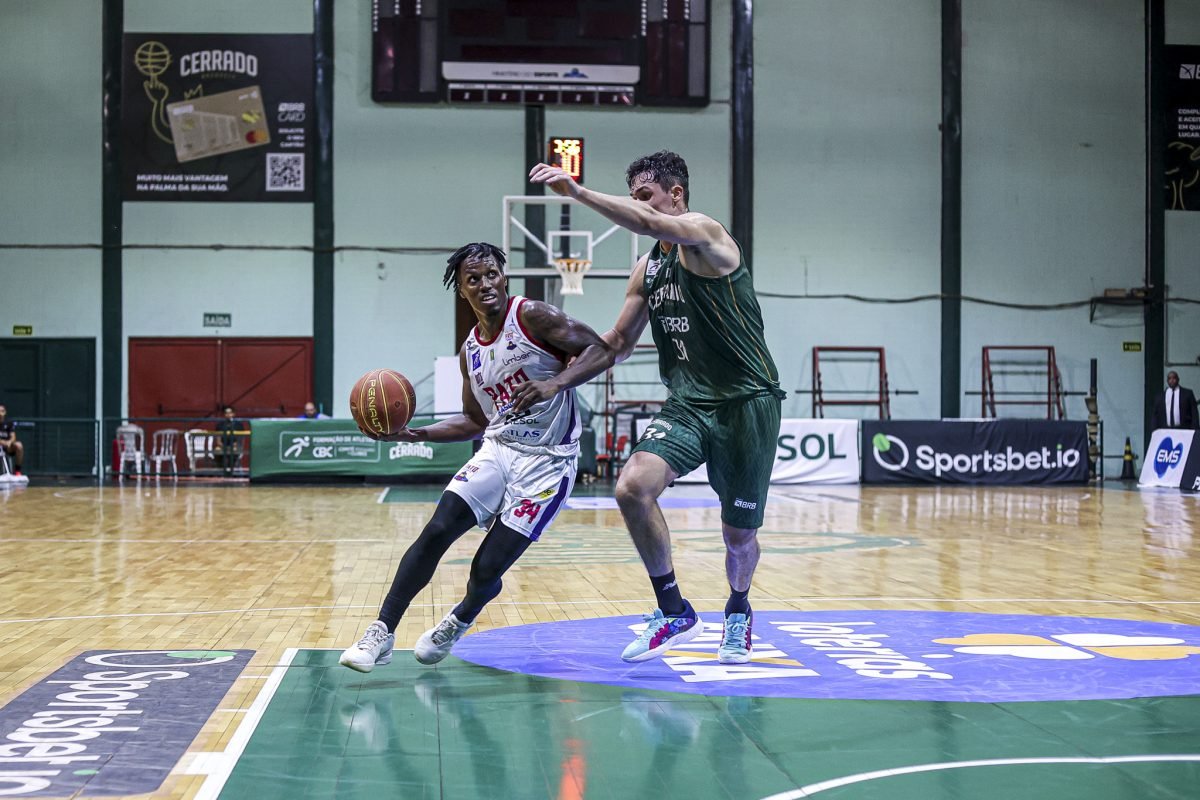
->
xmin=122 ymin=33 xmax=313 ymax=201
xmin=167 ymin=85 xmax=270 ymax=163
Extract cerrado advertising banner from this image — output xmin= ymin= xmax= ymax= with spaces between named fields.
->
xmin=863 ymin=420 xmax=1088 ymax=485
xmin=250 ymin=418 xmax=472 ymax=479
xmin=122 ymin=33 xmax=313 ymax=202
xmin=1166 ymin=45 xmax=1200 ymax=211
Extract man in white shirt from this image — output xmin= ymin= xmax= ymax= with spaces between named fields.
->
xmin=1151 ymin=371 xmax=1198 ymax=430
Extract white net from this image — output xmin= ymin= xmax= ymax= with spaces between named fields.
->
xmin=553 ymin=258 xmax=591 ymax=295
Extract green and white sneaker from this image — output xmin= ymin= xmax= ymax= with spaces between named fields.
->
xmin=414 ymin=612 xmax=473 ymax=665
xmin=717 ymin=612 xmax=753 ymax=664
xmin=339 ymin=620 xmax=394 ymax=673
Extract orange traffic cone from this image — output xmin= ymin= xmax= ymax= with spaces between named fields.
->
xmin=1120 ymin=437 xmax=1136 ymax=480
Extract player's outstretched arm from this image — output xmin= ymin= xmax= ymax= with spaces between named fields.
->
xmin=600 ymin=257 xmax=652 ymax=365
xmin=509 ymin=301 xmax=613 ymax=414
xmin=528 ymin=163 xmax=738 ymax=271
xmin=366 ymin=348 xmax=488 ymax=443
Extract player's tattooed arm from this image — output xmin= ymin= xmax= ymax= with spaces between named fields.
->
xmin=509 ymin=301 xmax=613 ymax=415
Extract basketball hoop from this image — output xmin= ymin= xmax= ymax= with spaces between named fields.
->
xmin=553 ymin=258 xmax=591 ymax=295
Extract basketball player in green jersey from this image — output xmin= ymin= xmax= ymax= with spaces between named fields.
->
xmin=528 ymin=151 xmax=785 ymax=664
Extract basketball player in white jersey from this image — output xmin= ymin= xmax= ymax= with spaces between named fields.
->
xmin=341 ymin=242 xmax=612 ymax=672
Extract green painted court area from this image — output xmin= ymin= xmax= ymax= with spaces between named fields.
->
xmin=220 ymin=649 xmax=1200 ymax=799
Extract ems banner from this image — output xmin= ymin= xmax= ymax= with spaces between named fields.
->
xmin=675 ymin=419 xmax=860 ymax=485
xmin=1139 ymin=428 xmax=1195 ymax=488
xmin=122 ymin=33 xmax=314 ymax=202
xmin=862 ymin=420 xmax=1088 ymax=485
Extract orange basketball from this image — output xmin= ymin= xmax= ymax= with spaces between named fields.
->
xmin=349 ymin=369 xmax=415 ymax=438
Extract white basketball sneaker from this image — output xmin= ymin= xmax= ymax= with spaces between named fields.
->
xmin=339 ymin=620 xmax=394 ymax=673
xmin=414 ymin=612 xmax=472 ymax=665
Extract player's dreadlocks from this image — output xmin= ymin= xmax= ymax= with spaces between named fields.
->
xmin=443 ymin=242 xmax=507 ymax=291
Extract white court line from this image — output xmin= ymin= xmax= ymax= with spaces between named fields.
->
xmin=758 ymin=755 xmax=1200 ymax=799
xmin=377 ymin=487 xmax=390 ymax=504
xmin=2 ymin=597 xmax=1199 ymax=626
xmin=183 ymin=647 xmax=299 ymax=800
xmin=0 ymin=538 xmax=389 ymax=544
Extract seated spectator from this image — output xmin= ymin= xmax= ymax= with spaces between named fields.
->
xmin=0 ymin=404 xmax=24 ymax=477
xmin=298 ymin=401 xmax=329 ymax=420
xmin=215 ymin=405 xmax=247 ymax=476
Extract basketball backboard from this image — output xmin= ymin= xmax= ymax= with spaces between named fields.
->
xmin=502 ymin=195 xmax=642 ymax=288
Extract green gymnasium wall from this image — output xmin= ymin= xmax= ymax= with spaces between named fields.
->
xmin=1 ymin=0 xmax=1197 ymax=455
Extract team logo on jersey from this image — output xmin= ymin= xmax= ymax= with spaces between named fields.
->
xmin=470 ymin=351 xmax=482 ymax=371
xmin=502 ymin=351 xmax=533 ymax=366
xmin=454 ymin=464 xmax=480 ymax=482
xmin=646 ymin=255 xmax=662 ymax=277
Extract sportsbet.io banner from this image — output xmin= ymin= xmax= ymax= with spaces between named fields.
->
xmin=675 ymin=418 xmax=860 ymax=485
xmin=121 ymin=33 xmax=313 ymax=202
xmin=249 ymin=418 xmax=472 ymax=480
xmin=863 ymin=419 xmax=1088 ymax=485
xmin=0 ymin=650 xmax=252 ymax=797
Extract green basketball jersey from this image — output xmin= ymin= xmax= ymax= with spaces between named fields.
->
xmin=642 ymin=241 xmax=783 ymax=404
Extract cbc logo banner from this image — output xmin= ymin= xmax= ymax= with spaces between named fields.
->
xmin=278 ymin=432 xmax=381 ymax=463
xmin=452 ymin=611 xmax=1200 ymax=702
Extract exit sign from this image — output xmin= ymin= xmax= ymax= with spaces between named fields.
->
xmin=1123 ymin=341 xmax=1142 ymax=352
xmin=203 ymin=313 xmax=232 ymax=328
xmin=12 ymin=325 xmax=32 ymax=336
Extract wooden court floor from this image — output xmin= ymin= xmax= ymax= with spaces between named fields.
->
xmin=0 ymin=480 xmax=1198 ymax=799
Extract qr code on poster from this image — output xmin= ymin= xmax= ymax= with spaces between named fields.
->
xmin=266 ymin=153 xmax=304 ymax=191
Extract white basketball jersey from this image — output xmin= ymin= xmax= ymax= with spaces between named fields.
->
xmin=463 ymin=296 xmax=581 ymax=458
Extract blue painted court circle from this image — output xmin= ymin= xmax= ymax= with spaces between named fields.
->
xmin=453 ymin=610 xmax=1200 ymax=702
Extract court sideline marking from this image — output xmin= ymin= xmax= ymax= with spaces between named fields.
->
xmin=172 ymin=650 xmax=1200 ymax=800
xmin=178 ymin=646 xmax=301 ymax=800
xmin=2 ymin=597 xmax=1199 ymax=626
xmin=758 ymin=755 xmax=1200 ymax=799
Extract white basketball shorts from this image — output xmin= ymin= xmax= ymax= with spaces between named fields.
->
xmin=445 ymin=438 xmax=577 ymax=540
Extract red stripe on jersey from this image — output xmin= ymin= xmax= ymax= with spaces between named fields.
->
xmin=516 ymin=298 xmax=568 ymax=363
xmin=473 ymin=296 xmax=515 ymax=346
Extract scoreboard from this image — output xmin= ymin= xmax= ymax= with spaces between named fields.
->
xmin=372 ymin=0 xmax=710 ymax=108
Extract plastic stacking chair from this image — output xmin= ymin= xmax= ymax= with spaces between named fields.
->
xmin=184 ymin=429 xmax=214 ymax=473
xmin=0 ymin=450 xmax=27 ymax=485
xmin=115 ymin=424 xmax=146 ymax=476
xmin=150 ymin=428 xmax=181 ymax=476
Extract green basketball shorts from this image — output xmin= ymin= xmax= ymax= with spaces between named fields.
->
xmin=632 ymin=392 xmax=782 ymax=528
